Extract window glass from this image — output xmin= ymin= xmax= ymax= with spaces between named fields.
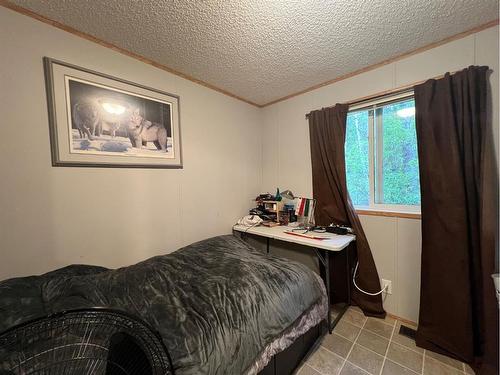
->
xmin=345 ymin=110 xmax=370 ymax=206
xmin=379 ymin=99 xmax=420 ymax=205
xmin=345 ymin=94 xmax=420 ymax=211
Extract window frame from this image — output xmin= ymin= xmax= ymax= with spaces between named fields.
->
xmin=346 ymin=90 xmax=421 ymax=216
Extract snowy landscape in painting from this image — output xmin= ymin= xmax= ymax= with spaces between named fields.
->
xmin=71 ymin=129 xmax=174 ymax=158
xmin=66 ymin=77 xmax=174 ymax=159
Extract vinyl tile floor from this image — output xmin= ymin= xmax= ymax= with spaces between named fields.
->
xmin=297 ymin=306 xmax=473 ymax=375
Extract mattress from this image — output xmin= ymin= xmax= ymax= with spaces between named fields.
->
xmin=0 ymin=235 xmax=327 ymax=374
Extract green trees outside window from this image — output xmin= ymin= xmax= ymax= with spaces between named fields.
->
xmin=345 ymin=110 xmax=370 ymax=206
xmin=345 ymin=96 xmax=421 ymax=208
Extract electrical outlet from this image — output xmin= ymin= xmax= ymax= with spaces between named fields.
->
xmin=381 ymin=279 xmax=392 ymax=295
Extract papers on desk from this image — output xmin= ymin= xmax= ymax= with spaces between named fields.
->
xmin=232 ymin=224 xmax=355 ymax=251
xmin=283 ymin=230 xmax=336 ymax=241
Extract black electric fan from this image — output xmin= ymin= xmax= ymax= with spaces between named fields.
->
xmin=0 ymin=308 xmax=173 ymax=375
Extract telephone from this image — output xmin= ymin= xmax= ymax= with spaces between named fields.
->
xmin=237 ymin=215 xmax=263 ymax=227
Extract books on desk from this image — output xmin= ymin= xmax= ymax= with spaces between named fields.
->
xmin=294 ymin=197 xmax=315 ymax=217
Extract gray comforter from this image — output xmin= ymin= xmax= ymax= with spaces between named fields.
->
xmin=0 ymin=235 xmax=326 ymax=374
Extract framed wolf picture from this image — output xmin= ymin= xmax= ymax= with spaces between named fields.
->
xmin=43 ymin=57 xmax=182 ymax=168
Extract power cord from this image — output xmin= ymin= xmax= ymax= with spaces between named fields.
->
xmin=243 ymin=221 xmax=260 ymax=233
xmin=352 ymin=261 xmax=388 ymax=296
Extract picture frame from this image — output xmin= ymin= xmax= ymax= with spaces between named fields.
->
xmin=43 ymin=57 xmax=182 ymax=168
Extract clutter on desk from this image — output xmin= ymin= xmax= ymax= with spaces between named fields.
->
xmin=262 ymin=221 xmax=281 ymax=227
xmin=237 ymin=215 xmax=263 ymax=227
xmin=255 ymin=193 xmax=275 ymax=203
xmin=250 ymin=189 xmax=316 ymax=227
xmin=297 ymin=224 xmax=354 ymax=235
xmin=280 ymin=190 xmax=295 ymax=200
xmin=274 ymin=188 xmax=282 ymax=201
xmin=325 ymin=224 xmax=353 ymax=235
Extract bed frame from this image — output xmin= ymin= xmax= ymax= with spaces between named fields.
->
xmin=258 ymin=320 xmax=327 ymax=375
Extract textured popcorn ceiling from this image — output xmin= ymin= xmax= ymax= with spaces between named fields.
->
xmin=8 ymin=0 xmax=499 ymax=106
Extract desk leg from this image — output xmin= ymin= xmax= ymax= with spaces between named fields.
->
xmin=346 ymin=246 xmax=351 ymax=304
xmin=315 ymin=248 xmax=352 ymax=334
xmin=315 ymin=249 xmax=332 ymax=334
xmin=325 ymin=251 xmax=332 ymax=333
xmin=328 ymin=248 xmax=351 ymax=332
xmin=266 ymin=238 xmax=270 ymax=254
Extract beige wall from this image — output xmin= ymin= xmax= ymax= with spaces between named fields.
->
xmin=0 ymin=7 xmax=262 ymax=280
xmin=261 ymin=26 xmax=499 ymax=322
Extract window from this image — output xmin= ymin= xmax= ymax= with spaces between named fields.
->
xmin=345 ymin=92 xmax=420 ymax=212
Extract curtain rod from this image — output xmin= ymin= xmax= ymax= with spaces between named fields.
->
xmin=305 ymin=70 xmax=460 ymax=119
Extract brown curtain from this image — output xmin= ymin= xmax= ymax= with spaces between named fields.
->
xmin=308 ymin=104 xmax=385 ymax=317
xmin=414 ymin=66 xmax=498 ymax=375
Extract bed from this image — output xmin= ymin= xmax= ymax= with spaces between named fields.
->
xmin=0 ymin=235 xmax=327 ymax=374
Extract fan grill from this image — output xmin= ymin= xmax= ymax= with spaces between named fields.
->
xmin=0 ymin=309 xmax=172 ymax=375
